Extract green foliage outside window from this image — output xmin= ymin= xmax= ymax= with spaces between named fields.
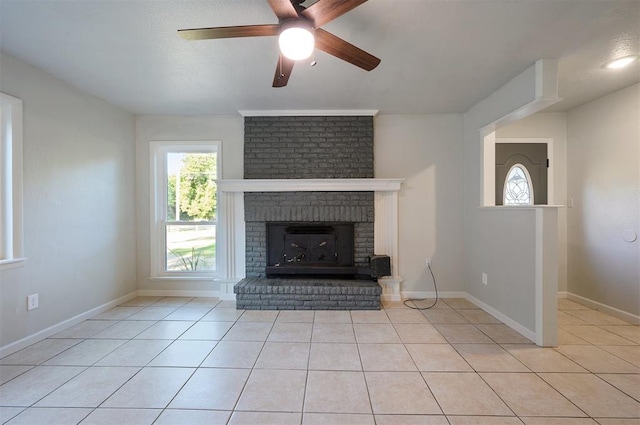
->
xmin=165 ymin=152 xmax=217 ymax=272
xmin=167 ymin=153 xmax=217 ymax=221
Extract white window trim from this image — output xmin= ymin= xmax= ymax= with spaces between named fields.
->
xmin=149 ymin=141 xmax=222 ymax=279
xmin=0 ymin=93 xmax=25 ymax=271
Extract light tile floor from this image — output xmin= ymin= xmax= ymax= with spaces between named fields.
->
xmin=1 ymin=297 xmax=639 ymax=424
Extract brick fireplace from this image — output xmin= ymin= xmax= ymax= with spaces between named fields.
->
xmin=243 ymin=116 xmax=375 ymax=279
xmin=217 ymin=113 xmax=403 ymax=306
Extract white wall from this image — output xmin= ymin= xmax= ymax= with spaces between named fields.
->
xmin=463 ymin=61 xmax=560 ymax=336
xmin=567 ymin=83 xmax=640 ymax=316
xmin=0 ymin=53 xmax=137 ymax=349
xmin=375 ymin=114 xmax=464 ymax=294
xmin=135 ymin=113 xmax=465 ymax=297
xmin=135 ymin=115 xmax=244 ymax=293
xmin=496 ymin=113 xmax=568 ymax=292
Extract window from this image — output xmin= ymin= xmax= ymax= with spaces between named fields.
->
xmin=503 ymin=164 xmax=534 ymax=205
xmin=150 ymin=141 xmax=220 ymax=278
xmin=0 ymin=93 xmax=25 ymax=270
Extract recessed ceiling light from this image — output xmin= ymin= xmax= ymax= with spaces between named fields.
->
xmin=604 ymin=55 xmax=639 ymax=69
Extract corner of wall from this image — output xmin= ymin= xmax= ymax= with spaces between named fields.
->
xmin=462 ymin=59 xmax=562 ymax=345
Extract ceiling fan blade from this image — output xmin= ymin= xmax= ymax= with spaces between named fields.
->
xmin=273 ymin=54 xmax=295 ymax=87
xmin=267 ymin=0 xmax=300 ymax=20
xmin=302 ymin=0 xmax=368 ymax=28
xmin=178 ymin=24 xmax=279 ymax=40
xmin=314 ymin=28 xmax=380 ymax=71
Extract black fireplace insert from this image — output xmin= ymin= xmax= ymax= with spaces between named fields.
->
xmin=266 ymin=222 xmax=356 ymax=277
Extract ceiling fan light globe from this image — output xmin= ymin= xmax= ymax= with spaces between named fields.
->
xmin=279 ymin=27 xmax=315 ymax=61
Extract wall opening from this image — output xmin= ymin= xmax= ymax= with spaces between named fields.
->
xmin=482 ymin=134 xmax=553 ymax=206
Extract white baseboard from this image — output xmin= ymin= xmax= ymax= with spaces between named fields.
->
xmin=9 ymin=289 xmax=620 ymax=358
xmin=401 ymin=291 xmax=467 ymax=300
xmin=464 ymin=293 xmax=537 ymax=343
xmin=401 ymin=290 xmax=537 ymax=343
xmin=138 ymin=281 xmax=238 ymax=301
xmin=565 ymin=292 xmax=639 ymax=325
xmin=0 ymin=291 xmax=138 ymax=359
xmin=137 ymin=289 xmax=221 ymax=298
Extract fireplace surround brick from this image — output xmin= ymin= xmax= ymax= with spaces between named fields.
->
xmin=237 ymin=115 xmax=380 ymax=309
xmin=244 ymin=116 xmax=373 ymax=179
xmin=244 ymin=191 xmax=374 ymax=277
xmin=243 ymin=116 xmax=376 ymax=279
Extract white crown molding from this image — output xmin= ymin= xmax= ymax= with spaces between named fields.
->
xmin=218 ymin=178 xmax=404 ymax=193
xmin=238 ymin=110 xmax=379 ymax=117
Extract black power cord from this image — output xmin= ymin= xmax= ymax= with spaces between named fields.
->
xmin=403 ymin=262 xmax=439 ymax=310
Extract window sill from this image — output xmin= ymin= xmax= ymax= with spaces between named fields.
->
xmin=0 ymin=257 xmax=27 ymax=271
xmin=148 ymin=275 xmax=217 ymax=281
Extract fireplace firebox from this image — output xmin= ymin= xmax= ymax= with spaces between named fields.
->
xmin=266 ymin=222 xmax=356 ymax=277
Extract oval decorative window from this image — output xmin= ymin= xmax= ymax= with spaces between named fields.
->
xmin=503 ymin=164 xmax=534 ymax=205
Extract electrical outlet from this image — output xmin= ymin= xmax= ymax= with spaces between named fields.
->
xmin=482 ymin=273 xmax=488 ymax=285
xmin=426 ymin=257 xmax=431 ymax=267
xmin=27 ymin=294 xmax=39 ymax=311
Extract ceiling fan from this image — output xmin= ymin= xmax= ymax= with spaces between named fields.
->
xmin=178 ymin=0 xmax=381 ymax=87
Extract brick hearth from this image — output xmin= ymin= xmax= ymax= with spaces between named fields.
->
xmin=234 ymin=278 xmax=381 ymax=310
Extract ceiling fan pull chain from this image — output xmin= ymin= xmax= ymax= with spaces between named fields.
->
xmin=279 ymin=55 xmax=285 ymax=78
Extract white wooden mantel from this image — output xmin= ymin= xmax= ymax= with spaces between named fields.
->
xmin=218 ymin=178 xmax=404 ymax=301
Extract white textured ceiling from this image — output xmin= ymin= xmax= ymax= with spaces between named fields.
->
xmin=1 ymin=0 xmax=638 ymax=115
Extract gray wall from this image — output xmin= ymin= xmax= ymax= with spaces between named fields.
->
xmin=567 ymin=83 xmax=640 ymax=316
xmin=0 ymin=53 xmax=137 ymax=349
